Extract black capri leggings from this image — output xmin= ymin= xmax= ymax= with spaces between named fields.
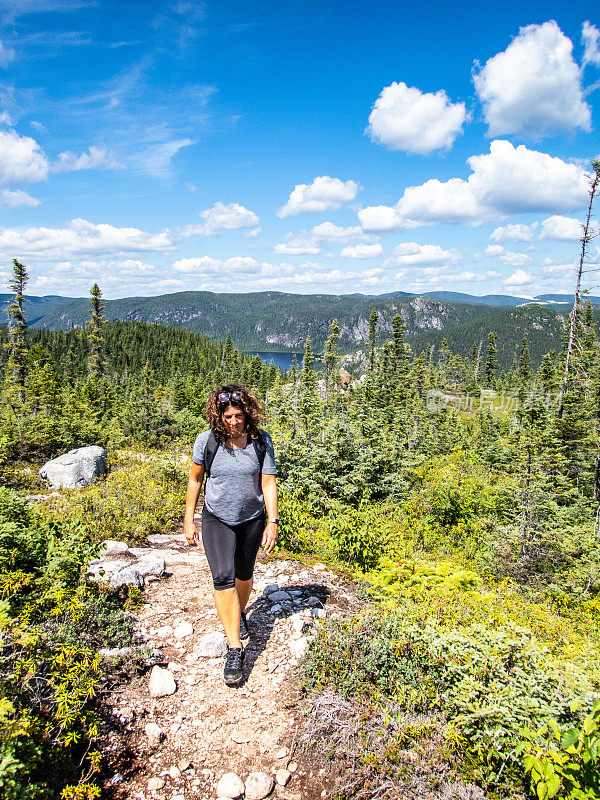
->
xmin=201 ymin=506 xmax=265 ymax=590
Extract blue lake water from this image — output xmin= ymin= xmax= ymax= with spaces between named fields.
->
xmin=248 ymin=351 xmax=302 ymax=371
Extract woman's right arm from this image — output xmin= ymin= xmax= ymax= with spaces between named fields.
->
xmin=184 ymin=462 xmax=205 ymax=545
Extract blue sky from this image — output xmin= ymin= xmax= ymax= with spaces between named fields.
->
xmin=0 ymin=0 xmax=599 ymax=299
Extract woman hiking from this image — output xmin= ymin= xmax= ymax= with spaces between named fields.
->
xmin=184 ymin=384 xmax=278 ymax=686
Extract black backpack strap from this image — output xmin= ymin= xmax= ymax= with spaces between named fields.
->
xmin=204 ymin=431 xmax=219 ymax=479
xmin=252 ymin=430 xmax=267 ymax=472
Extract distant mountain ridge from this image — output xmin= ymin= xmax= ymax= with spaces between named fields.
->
xmin=0 ymin=288 xmax=586 ymax=367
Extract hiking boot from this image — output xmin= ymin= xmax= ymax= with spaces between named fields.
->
xmin=224 ymin=647 xmax=244 ymax=686
xmin=239 ymin=611 xmax=250 ymax=642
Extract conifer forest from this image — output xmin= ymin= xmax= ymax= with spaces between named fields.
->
xmin=1 ymin=167 xmax=600 ymax=800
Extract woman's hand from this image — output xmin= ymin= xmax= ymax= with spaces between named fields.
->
xmin=262 ymin=521 xmax=278 ymax=554
xmin=184 ymin=519 xmax=199 ymax=546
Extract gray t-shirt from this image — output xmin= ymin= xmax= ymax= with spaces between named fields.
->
xmin=192 ymin=429 xmax=276 ymax=525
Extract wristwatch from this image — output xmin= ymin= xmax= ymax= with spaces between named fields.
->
xmin=268 ymin=518 xmax=280 ymax=525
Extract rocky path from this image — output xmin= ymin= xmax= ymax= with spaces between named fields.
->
xmin=100 ymin=514 xmax=362 ymax=800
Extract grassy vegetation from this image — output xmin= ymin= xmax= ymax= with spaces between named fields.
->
xmin=0 ymin=449 xmax=188 ymax=799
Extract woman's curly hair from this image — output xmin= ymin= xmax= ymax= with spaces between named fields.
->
xmin=205 ymin=384 xmax=265 ymax=443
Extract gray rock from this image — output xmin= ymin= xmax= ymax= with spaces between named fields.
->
xmin=194 ymin=632 xmax=227 ymax=658
xmin=39 ymin=445 xmax=108 ymax=489
xmin=128 ymin=547 xmax=154 ymax=557
xmin=147 ymin=533 xmax=187 ymax=545
xmin=275 ymin=769 xmax=291 ymax=787
xmin=269 ymin=604 xmax=282 ymax=614
xmin=100 ymin=539 xmax=129 ymax=553
xmin=87 ymin=560 xmax=127 ymax=581
xmin=263 ymin=584 xmax=280 ymax=595
xmin=306 ymin=595 xmax=322 ymax=607
xmin=144 ymin=722 xmax=164 ymax=744
xmin=135 ymin=556 xmax=166 ymax=578
xmin=174 ymin=621 xmax=194 ymax=639
xmin=245 ymin=771 xmax=274 ymax=800
xmin=289 ymin=637 xmax=310 ymax=657
xmin=216 ymin=772 xmax=245 ymax=799
xmin=149 ymin=665 xmax=177 ymax=698
xmin=109 ymin=567 xmax=144 ymax=589
xmin=268 ymin=590 xmax=291 ymax=602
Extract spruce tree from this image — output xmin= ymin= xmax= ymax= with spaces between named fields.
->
xmin=518 ymin=336 xmax=531 ymax=383
xmin=368 ymin=308 xmax=379 ymax=373
xmin=5 ymin=258 xmax=29 ymax=397
xmin=87 ymin=282 xmax=106 ymax=378
xmin=322 ymin=318 xmax=341 ymax=402
xmin=299 ymin=335 xmax=319 ymax=436
xmin=484 ymin=332 xmax=499 ymax=388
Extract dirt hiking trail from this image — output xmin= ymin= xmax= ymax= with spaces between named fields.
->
xmin=100 ymin=515 xmax=363 ymax=800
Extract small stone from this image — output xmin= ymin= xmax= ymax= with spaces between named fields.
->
xmin=178 ymin=758 xmax=192 ymax=772
xmin=144 ymin=722 xmax=164 ymax=744
xmin=216 ymin=772 xmax=245 ymax=798
xmin=245 ymin=771 xmax=274 ymax=800
xmin=194 ymin=631 xmax=227 ymax=658
xmin=274 ymin=746 xmax=288 ymax=759
xmin=288 ymin=762 xmax=297 ymax=773
xmin=185 ymin=652 xmax=199 ymax=663
xmin=183 ymin=673 xmax=198 ymax=685
xmin=156 ymin=625 xmax=173 ymax=637
xmin=269 ymin=604 xmax=282 ymax=614
xmin=148 ymin=665 xmax=177 ymax=698
xmin=263 ymin=584 xmax=280 ymax=595
xmin=269 ymin=590 xmax=290 ymax=602
xmin=275 ymin=769 xmax=291 ymax=786
xmin=168 ymin=662 xmax=184 ymax=672
xmin=306 ymin=596 xmax=321 ymax=607
xmin=174 ymin=621 xmax=194 ymax=639
xmin=168 ymin=765 xmax=181 ymax=779
xmin=312 ymin=608 xmax=327 ymax=619
xmin=147 ymin=776 xmax=165 ymax=791
xmin=101 ymin=539 xmax=129 ymax=553
xmin=313 ymin=563 xmax=326 ymax=571
xmin=289 ymin=637 xmax=309 ymax=657
xmin=109 ymin=773 xmax=123 ymax=785
xmin=231 ymin=729 xmax=251 ymax=743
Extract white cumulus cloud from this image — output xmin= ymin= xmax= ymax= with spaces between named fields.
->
xmin=366 ymin=81 xmax=468 ymax=153
xmin=0 ymin=129 xmax=49 ymax=185
xmin=0 ymin=218 xmax=174 ymax=259
xmin=490 ymin=222 xmax=538 ymax=242
xmin=582 ymin=20 xmax=600 ymax=67
xmin=278 ymin=176 xmax=359 ymax=218
xmin=539 ymin=215 xmax=583 ymax=241
xmin=473 ymin=21 xmax=591 ymax=137
xmin=358 ymin=205 xmax=422 ymax=233
xmin=339 ymin=243 xmax=383 ymax=259
xmin=504 ymin=269 xmax=534 ymax=286
xmin=54 ymin=145 xmax=123 ymax=172
xmin=0 ymin=188 xmax=40 ymax=207
xmin=195 ymin=201 xmax=261 ymax=237
xmin=395 ymin=140 xmax=590 ymax=224
xmin=275 ymin=222 xmax=374 ymax=255
xmin=390 ymin=242 xmax=458 ymax=266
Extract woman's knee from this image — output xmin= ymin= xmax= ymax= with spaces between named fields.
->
xmin=212 ymin=574 xmax=236 ymax=591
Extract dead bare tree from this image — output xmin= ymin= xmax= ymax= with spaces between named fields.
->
xmin=557 ymin=160 xmax=600 ymax=419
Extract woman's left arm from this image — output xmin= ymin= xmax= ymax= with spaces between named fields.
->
xmin=261 ymin=473 xmax=279 ymax=554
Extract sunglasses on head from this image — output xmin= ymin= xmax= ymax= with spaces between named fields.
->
xmin=218 ymin=390 xmax=242 ymax=406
